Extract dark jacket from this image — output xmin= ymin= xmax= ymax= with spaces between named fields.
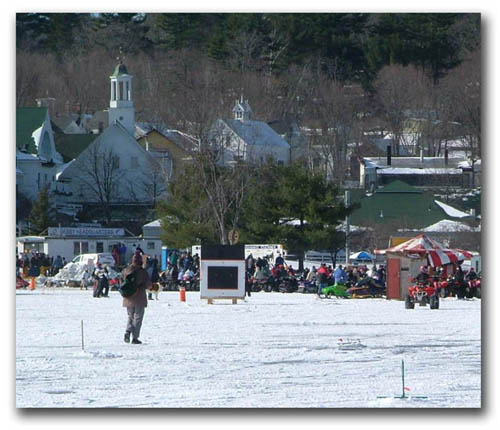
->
xmin=121 ymin=264 xmax=151 ymax=308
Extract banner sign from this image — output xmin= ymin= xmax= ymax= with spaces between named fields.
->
xmin=48 ymin=227 xmax=125 ymax=237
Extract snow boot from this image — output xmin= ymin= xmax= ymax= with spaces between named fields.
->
xmin=124 ymin=332 xmax=130 ymax=343
xmin=131 ymin=338 xmax=142 ymax=344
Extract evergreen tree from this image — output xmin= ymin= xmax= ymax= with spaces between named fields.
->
xmin=156 ymin=165 xmax=218 ymax=249
xmin=28 ymin=186 xmax=54 ymax=234
xmin=240 ymin=163 xmax=353 ymax=271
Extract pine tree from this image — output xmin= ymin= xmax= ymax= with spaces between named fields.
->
xmin=28 ymin=186 xmax=54 ymax=234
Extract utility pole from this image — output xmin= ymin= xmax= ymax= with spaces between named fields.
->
xmin=345 ymin=190 xmax=350 ymax=265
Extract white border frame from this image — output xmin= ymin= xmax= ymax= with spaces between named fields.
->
xmin=200 ymin=260 xmax=246 ymax=299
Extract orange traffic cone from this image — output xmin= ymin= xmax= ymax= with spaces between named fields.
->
xmin=179 ymin=286 xmax=186 ymax=302
xmin=29 ymin=277 xmax=36 ymax=290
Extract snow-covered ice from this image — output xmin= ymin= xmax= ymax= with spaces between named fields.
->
xmin=16 ymin=289 xmax=481 ymax=408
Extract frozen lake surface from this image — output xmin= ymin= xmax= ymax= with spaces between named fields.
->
xmin=16 ymin=289 xmax=481 ymax=408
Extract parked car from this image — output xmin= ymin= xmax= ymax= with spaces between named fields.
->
xmin=70 ymin=253 xmax=116 ymax=268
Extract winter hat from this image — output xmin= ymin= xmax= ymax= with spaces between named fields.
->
xmin=132 ymin=251 xmax=143 ymax=266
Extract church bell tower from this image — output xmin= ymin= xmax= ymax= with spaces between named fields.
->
xmin=108 ymin=60 xmax=135 ymax=136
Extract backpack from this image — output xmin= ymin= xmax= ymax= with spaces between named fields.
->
xmin=119 ymin=270 xmax=138 ymax=298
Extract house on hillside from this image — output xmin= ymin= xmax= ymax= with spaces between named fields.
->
xmin=349 ymin=180 xmax=476 ymax=232
xmin=136 ymin=127 xmax=197 ymax=181
xmin=267 ymin=115 xmax=307 ymax=163
xmin=16 ymin=107 xmax=65 ymax=200
xmin=359 ymin=152 xmax=478 ymax=191
xmin=209 ymin=98 xmax=290 ymax=166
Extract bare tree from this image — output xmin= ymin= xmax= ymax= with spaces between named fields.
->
xmin=16 ymin=52 xmax=41 ymax=107
xmin=374 ymin=64 xmax=427 ymax=156
xmin=74 ymin=141 xmax=120 ymax=224
xmin=140 ymin=156 xmax=169 ymax=207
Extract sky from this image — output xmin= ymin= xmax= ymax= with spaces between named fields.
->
xmin=4 ymin=0 xmax=499 ymax=428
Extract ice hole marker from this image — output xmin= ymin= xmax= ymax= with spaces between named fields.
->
xmin=377 ymin=360 xmax=427 ymax=400
xmin=81 ymin=320 xmax=85 ymax=351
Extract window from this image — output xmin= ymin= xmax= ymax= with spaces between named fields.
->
xmin=131 ymin=156 xmax=139 ymax=168
xmin=96 ymin=242 xmax=104 ymax=253
xmin=119 ymin=82 xmax=124 ymax=100
xmin=147 ymin=242 xmax=155 ymax=250
xmin=73 ymin=241 xmax=89 ymax=255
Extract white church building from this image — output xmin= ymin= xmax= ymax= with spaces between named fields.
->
xmin=55 ymin=62 xmax=166 ymax=206
xmin=209 ymin=98 xmax=291 ymax=166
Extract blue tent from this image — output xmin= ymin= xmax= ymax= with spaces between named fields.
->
xmin=349 ymin=251 xmax=375 ymax=261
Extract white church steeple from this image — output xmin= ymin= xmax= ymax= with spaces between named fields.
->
xmin=108 ymin=57 xmax=135 ymax=136
xmin=233 ymin=95 xmax=252 ymax=122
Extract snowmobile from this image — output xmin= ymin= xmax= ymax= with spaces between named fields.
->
xmin=405 ymin=278 xmax=439 ymax=309
xmin=297 ymin=279 xmax=318 ymax=294
xmin=278 ymin=276 xmax=299 ymax=293
xmin=321 ymin=282 xmax=350 ymax=298
xmin=347 ymin=277 xmax=385 ymax=298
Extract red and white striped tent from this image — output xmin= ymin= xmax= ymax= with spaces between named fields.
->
xmin=375 ymin=234 xmax=473 ymax=267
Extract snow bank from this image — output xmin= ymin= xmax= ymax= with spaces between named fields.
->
xmin=50 ymin=263 xmax=121 ymax=283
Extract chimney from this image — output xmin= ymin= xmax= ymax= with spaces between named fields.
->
xmin=444 ymin=148 xmax=449 ymax=166
xmin=386 ymin=145 xmax=391 ymax=166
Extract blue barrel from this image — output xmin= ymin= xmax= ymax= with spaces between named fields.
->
xmin=161 ymin=247 xmax=168 ymax=271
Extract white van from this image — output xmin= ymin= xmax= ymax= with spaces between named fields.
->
xmin=71 ymin=253 xmax=115 ymax=268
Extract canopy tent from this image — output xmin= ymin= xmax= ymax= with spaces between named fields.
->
xmin=349 ymin=251 xmax=375 ymax=261
xmin=375 ymin=234 xmax=473 ymax=267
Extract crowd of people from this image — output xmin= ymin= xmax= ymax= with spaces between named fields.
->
xmin=16 ymin=252 xmax=66 ymax=278
xmin=159 ymin=250 xmax=200 ymax=291
xmin=242 ymin=253 xmax=387 ymax=297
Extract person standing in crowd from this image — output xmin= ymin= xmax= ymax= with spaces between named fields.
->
xmin=119 ymin=243 xmax=127 ymax=266
xmin=112 ymin=245 xmax=119 ymax=266
xmin=52 ymin=255 xmax=63 ymax=276
xmin=81 ymin=268 xmax=91 ymax=290
xmin=246 ymin=253 xmax=255 ymax=275
xmin=22 ymin=253 xmax=30 ymax=277
xmin=93 ymin=263 xmax=109 ymax=297
xmin=317 ymin=263 xmax=329 ymax=296
xmin=169 ymin=250 xmax=179 ymax=269
xmin=275 ymin=253 xmax=284 ymax=267
xmin=122 ymin=251 xmax=151 ymax=344
xmin=334 ymin=265 xmax=347 ymax=285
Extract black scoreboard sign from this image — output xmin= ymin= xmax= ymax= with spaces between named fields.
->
xmin=200 ymin=244 xmax=246 ymax=299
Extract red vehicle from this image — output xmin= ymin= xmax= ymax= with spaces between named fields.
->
xmin=405 ymin=278 xmax=439 ymax=309
xmin=466 ymin=277 xmax=481 ymax=299
xmin=16 ymin=275 xmax=29 ymax=289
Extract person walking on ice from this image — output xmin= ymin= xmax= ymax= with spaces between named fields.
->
xmin=122 ymin=251 xmax=151 ymax=344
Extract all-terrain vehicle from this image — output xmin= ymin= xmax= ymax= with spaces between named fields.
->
xmin=405 ymin=279 xmax=439 ymax=309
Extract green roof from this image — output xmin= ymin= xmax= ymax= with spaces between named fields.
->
xmin=111 ymin=63 xmax=129 ymax=77
xmin=54 ymin=133 xmax=97 ymax=163
xmin=375 ymin=179 xmax=422 ymax=194
xmin=16 ymin=107 xmax=47 ymax=154
xmin=350 ymin=181 xmax=451 ymax=229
